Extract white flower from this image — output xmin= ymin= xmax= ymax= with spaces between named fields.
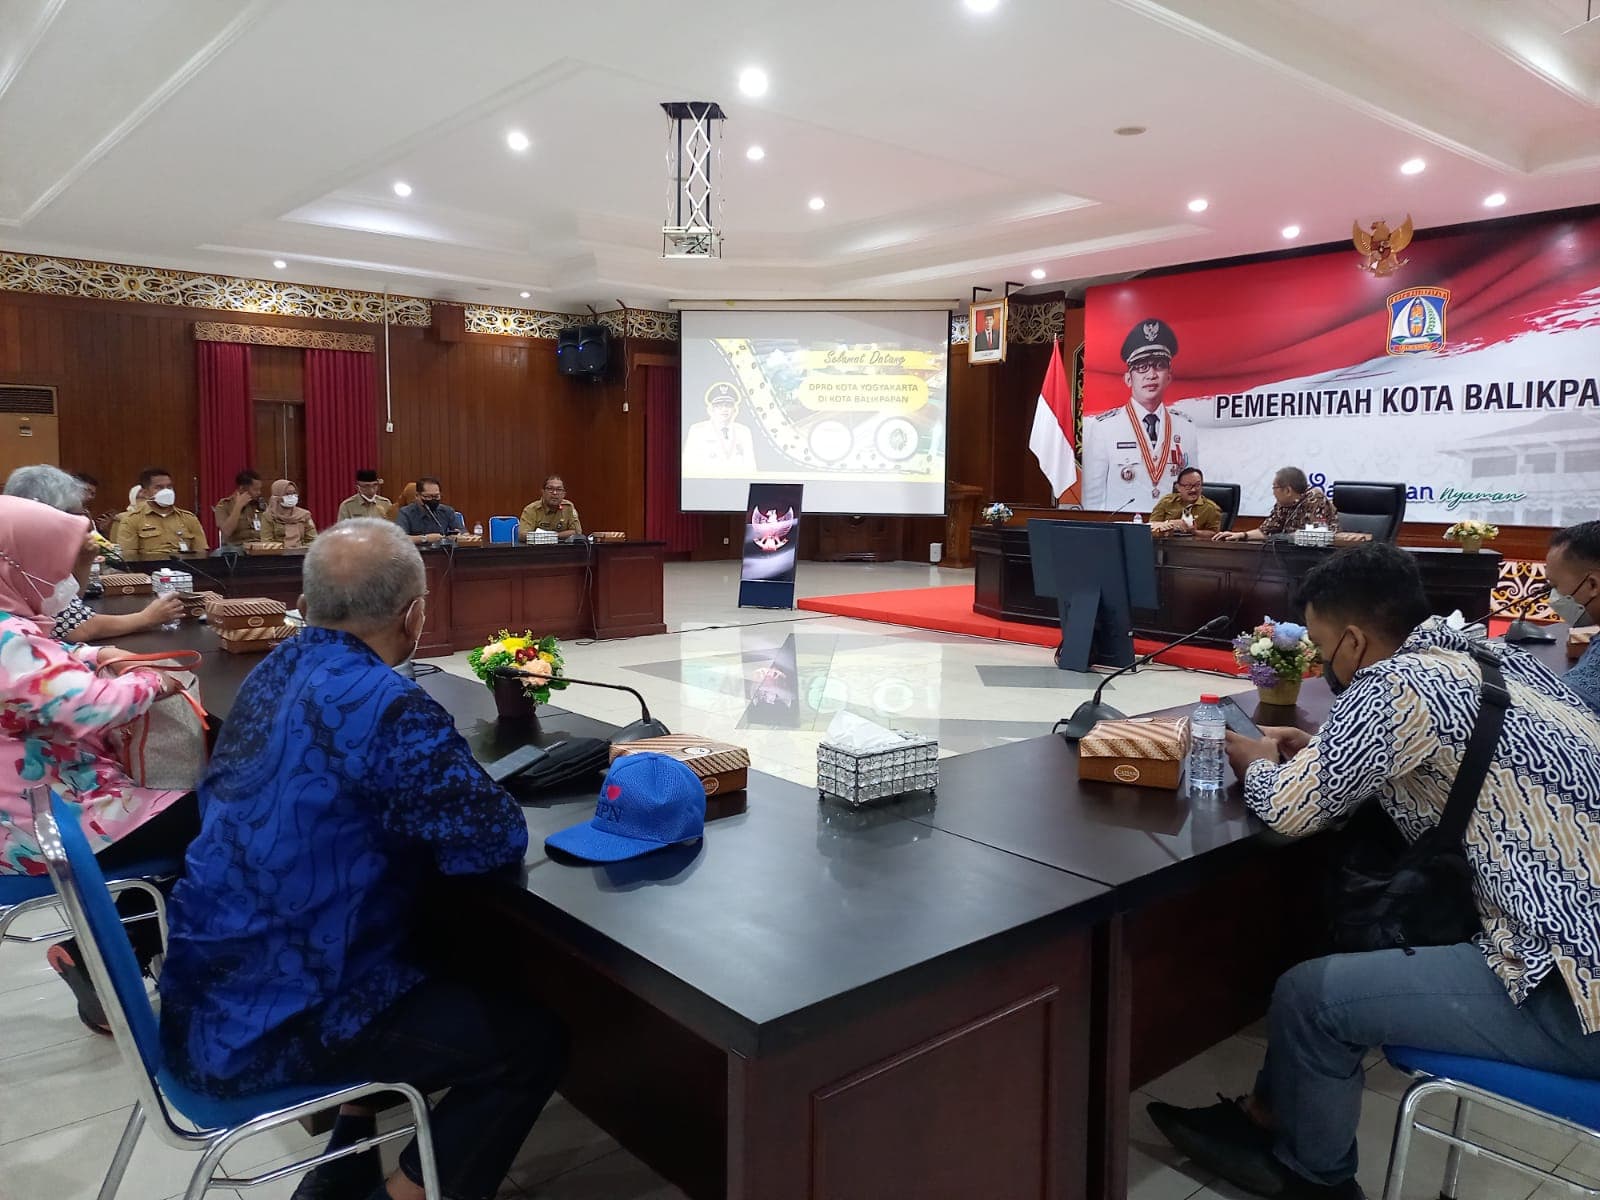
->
xmin=1252 ymin=637 xmax=1272 ymax=656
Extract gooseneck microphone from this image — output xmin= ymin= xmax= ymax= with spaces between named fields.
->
xmin=1055 ymin=614 xmax=1231 ymax=742
xmin=494 ymin=670 xmax=671 ymax=743
xmin=1467 ymin=593 xmax=1557 ymax=645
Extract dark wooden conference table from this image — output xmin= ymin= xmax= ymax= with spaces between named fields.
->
xmin=103 ymin=605 xmax=1577 ymax=1199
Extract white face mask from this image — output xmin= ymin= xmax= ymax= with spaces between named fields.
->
xmin=14 ymin=566 xmax=79 ymax=617
xmin=152 ymin=488 xmax=176 ymax=508
xmin=282 ymin=494 xmax=299 ymax=509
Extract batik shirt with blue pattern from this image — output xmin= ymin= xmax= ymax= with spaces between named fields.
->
xmin=1245 ymin=618 xmax=1600 ymax=1033
xmin=1565 ymin=638 xmax=1600 ymax=720
xmin=159 ymin=627 xmax=528 ymax=1091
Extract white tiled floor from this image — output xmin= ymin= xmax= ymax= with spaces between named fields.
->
xmin=0 ymin=563 xmax=1578 ymax=1198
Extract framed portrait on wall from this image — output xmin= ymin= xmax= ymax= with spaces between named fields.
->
xmin=968 ymin=300 xmax=1007 ymax=364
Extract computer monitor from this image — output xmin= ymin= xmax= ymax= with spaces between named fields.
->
xmin=1027 ymin=519 xmax=1157 ymax=671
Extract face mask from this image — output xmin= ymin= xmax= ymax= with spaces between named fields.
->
xmin=1549 ymin=583 xmax=1591 ymax=626
xmin=152 ymin=488 xmax=176 ymax=508
xmin=13 ymin=566 xmax=79 ymax=618
xmin=394 ymin=597 xmax=425 ymax=671
xmin=282 ymin=494 xmax=299 ymax=509
xmin=423 ymin=497 xmax=440 ymax=509
xmin=1322 ymin=631 xmax=1356 ymax=696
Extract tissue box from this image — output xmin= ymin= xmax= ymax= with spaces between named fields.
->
xmin=98 ymin=572 xmax=152 ymax=596
xmin=1078 ymin=716 xmax=1191 ymax=790
xmin=609 ymin=735 xmax=750 ymax=796
xmin=818 ymin=730 xmax=939 ymax=807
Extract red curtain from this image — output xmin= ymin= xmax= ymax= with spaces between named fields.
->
xmin=197 ymin=341 xmax=252 ymax=544
xmin=644 ymin=364 xmax=702 ymax=552
xmin=304 ymin=349 xmax=377 ymax=530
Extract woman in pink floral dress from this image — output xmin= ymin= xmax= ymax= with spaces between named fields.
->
xmin=0 ymin=494 xmax=199 ymax=1029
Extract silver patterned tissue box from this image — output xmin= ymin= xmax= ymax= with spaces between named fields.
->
xmin=817 ymin=731 xmax=939 ymax=807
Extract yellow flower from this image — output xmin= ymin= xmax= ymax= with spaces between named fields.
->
xmin=538 ymin=651 xmax=554 ymax=663
xmin=502 ymin=637 xmax=529 ymax=653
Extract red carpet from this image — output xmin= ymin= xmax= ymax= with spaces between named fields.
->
xmin=798 ymin=584 xmax=1246 ymax=674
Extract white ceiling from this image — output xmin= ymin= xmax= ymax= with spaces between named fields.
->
xmin=2 ymin=0 xmax=1597 ymax=311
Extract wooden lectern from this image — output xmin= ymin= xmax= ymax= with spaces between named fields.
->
xmin=943 ymin=482 xmax=986 ymax=568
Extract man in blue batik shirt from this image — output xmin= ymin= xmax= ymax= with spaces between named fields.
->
xmin=1545 ymin=522 xmax=1600 ymax=718
xmin=160 ymin=520 xmax=565 ymax=1200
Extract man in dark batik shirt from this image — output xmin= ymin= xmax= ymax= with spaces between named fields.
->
xmin=161 ymin=519 xmax=565 ymax=1200
xmin=1220 ymin=466 xmax=1340 ymax=542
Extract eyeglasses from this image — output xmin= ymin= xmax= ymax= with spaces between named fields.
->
xmin=1128 ymin=358 xmax=1171 ymax=376
xmin=545 ymin=485 xmax=566 ymax=493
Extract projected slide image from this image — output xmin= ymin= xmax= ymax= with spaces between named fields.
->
xmin=686 ymin=339 xmax=945 ymax=482
xmin=680 ymin=308 xmax=951 ymax=514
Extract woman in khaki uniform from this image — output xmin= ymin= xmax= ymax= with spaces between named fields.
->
xmin=259 ymin=479 xmax=317 ymax=549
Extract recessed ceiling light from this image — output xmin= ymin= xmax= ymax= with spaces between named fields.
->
xmin=1400 ymin=157 xmax=1426 ymax=175
xmin=746 ymin=145 xmax=766 ymax=162
xmin=1483 ymin=191 xmax=1507 ymax=208
xmin=1281 ymin=224 xmax=1301 ymax=239
xmin=392 ymin=181 xmax=413 ymax=197
xmin=519 ymin=291 xmax=531 ymax=299
xmin=1030 ymin=268 xmax=1046 ymax=280
xmin=506 ymin=130 xmax=530 ymax=152
xmin=1114 ymin=125 xmax=1147 ymax=136
xmin=808 ymin=196 xmax=826 ymax=211
xmin=964 ymin=0 xmax=1001 ymax=13
xmin=738 ymin=67 xmax=768 ymax=97
xmin=1187 ymin=197 xmax=1209 ymax=213
xmin=272 ymin=259 xmax=287 ymax=270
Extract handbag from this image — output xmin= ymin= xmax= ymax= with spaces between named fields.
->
xmin=1327 ymin=644 xmax=1510 ymax=954
xmin=100 ymin=651 xmax=210 ymax=791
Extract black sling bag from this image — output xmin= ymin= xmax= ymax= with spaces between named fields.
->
xmin=1327 ymin=644 xmax=1511 ymax=954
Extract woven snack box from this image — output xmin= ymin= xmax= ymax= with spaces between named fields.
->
xmin=180 ymin=590 xmax=221 ymax=619
xmin=1569 ymin=627 xmax=1594 ymax=663
xmin=1078 ymin=716 xmax=1191 ymax=790
xmin=243 ymin=541 xmax=284 ymax=555
xmin=207 ymin=597 xmax=287 ymax=632
xmin=98 ymin=572 xmax=152 ymax=596
xmin=608 ymin=735 xmax=750 ymax=796
xmin=218 ymin=624 xmax=295 ymax=655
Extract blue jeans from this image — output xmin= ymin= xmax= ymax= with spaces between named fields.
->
xmin=1258 ymin=943 xmax=1600 ymax=1186
xmin=317 ymin=977 xmax=568 ymax=1200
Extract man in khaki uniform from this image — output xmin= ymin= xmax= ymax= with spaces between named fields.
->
xmin=212 ymin=469 xmax=264 ymax=551
xmin=518 ymin=475 xmax=583 ymax=542
xmin=117 ymin=467 xmax=208 ymax=560
xmin=1149 ymin=467 xmax=1223 ymax=537
xmin=337 ymin=469 xmax=392 ymax=523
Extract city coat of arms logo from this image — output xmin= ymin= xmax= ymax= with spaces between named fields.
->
xmin=1385 ymin=286 xmax=1451 ymax=355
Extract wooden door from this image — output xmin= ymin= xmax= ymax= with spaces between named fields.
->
xmin=253 ymin=400 xmax=305 ymax=485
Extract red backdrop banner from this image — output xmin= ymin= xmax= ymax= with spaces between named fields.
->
xmin=1083 ymin=211 xmax=1600 ymax=523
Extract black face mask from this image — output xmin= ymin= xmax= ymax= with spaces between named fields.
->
xmin=422 ymin=497 xmax=440 ymax=509
xmin=1323 ymin=631 xmax=1356 ymax=696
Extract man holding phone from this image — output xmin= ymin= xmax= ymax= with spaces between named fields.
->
xmin=1150 ymin=543 xmax=1600 ymax=1200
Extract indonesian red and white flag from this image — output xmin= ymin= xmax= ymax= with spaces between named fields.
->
xmin=1028 ymin=339 xmax=1077 ymax=497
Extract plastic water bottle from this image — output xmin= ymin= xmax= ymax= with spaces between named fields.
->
xmin=151 ymin=570 xmax=182 ymax=632
xmin=1188 ymin=694 xmax=1227 ymax=797
xmin=472 ymin=522 xmax=484 ymax=538
xmin=1132 ymin=512 xmax=1144 ymax=525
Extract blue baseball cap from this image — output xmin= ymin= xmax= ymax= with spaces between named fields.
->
xmin=545 ymin=752 xmax=707 ymax=863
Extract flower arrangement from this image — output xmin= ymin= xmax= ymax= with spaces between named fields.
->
xmin=87 ymin=530 xmax=122 ymax=563
xmin=1443 ymin=520 xmax=1499 ymax=543
xmin=982 ymin=502 xmax=1013 ymax=525
xmin=467 ymin=630 xmax=567 ymax=704
xmin=1232 ymin=617 xmax=1321 ymax=688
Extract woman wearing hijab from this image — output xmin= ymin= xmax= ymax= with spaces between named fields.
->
xmin=393 ymin=480 xmax=418 ymax=524
xmin=0 ymin=495 xmax=199 ymax=1030
xmin=259 ymin=478 xmax=317 ymax=548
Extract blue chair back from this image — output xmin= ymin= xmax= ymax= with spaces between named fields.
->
xmin=33 ymin=789 xmax=163 ymax=1076
xmin=489 ymin=516 xmax=520 ymax=544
